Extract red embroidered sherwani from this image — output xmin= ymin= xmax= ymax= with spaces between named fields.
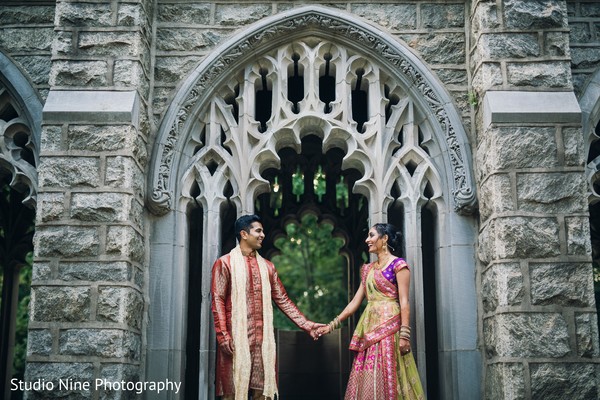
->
xmin=211 ymin=252 xmax=313 ymax=397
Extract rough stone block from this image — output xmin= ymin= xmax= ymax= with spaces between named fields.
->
xmin=471 ymin=1 xmax=499 ymax=32
xmin=0 ymin=28 xmax=52 ymax=52
xmin=420 ymin=4 xmax=464 ymax=28
xmin=478 ymin=33 xmax=539 ymax=59
xmin=67 ymin=125 xmax=137 ymax=152
xmin=157 ymin=3 xmax=211 ymax=24
xmin=51 ymin=31 xmax=74 ymax=56
xmin=118 ymin=4 xmax=147 ymax=28
xmin=35 ymin=226 xmax=100 ymax=258
xmin=55 ymin=2 xmax=113 ymax=27
xmin=59 ymin=329 xmax=141 ymax=360
xmin=478 ymin=174 xmax=514 ymax=221
xmin=154 ymin=56 xmax=202 ymax=85
xmin=581 ymin=3 xmax=600 ymax=18
xmin=563 ymin=127 xmax=586 ymax=167
xmin=516 ymin=172 xmax=587 ymax=213
xmin=77 ymin=32 xmax=144 ymax=57
xmin=13 ymin=56 xmax=51 ymax=86
xmin=50 ymin=60 xmax=109 ymax=87
xmin=114 ymin=60 xmax=147 ymax=90
xmin=477 ymin=127 xmax=557 ymax=178
xmin=31 ymin=286 xmax=91 ymax=322
xmin=576 ymin=313 xmax=600 ymax=358
xmin=58 ymin=261 xmax=133 ymax=283
xmin=484 ymin=363 xmax=525 ymax=400
xmin=571 ymin=47 xmax=600 ymax=69
xmin=569 ymin=23 xmax=592 ymax=43
xmin=32 ymin=262 xmax=52 ymax=281
xmin=481 ymin=263 xmax=523 ymax=313
xmin=433 ymin=68 xmax=467 ymax=86
xmin=408 ymin=33 xmax=465 ymax=64
xmin=484 ymin=313 xmax=570 ymax=358
xmin=37 ymin=192 xmax=65 ymax=222
xmin=27 ymin=330 xmax=53 ymax=356
xmin=351 ymin=4 xmax=417 ymax=30
xmin=471 ymin=62 xmax=503 ymax=93
xmin=504 ymin=0 xmax=567 ymax=29
xmin=106 ymin=226 xmax=144 ymax=263
xmin=156 ymin=28 xmax=225 ymax=52
xmin=70 ymin=192 xmax=132 ymax=223
xmin=530 ymin=363 xmax=597 ymax=399
xmin=0 ymin=5 xmax=54 ymax=24
xmin=507 ymin=61 xmax=572 ymax=88
xmin=24 ymin=362 xmax=94 ymax=399
xmin=97 ymin=287 xmax=144 ymax=329
xmin=105 ymin=156 xmax=145 ymax=198
xmin=40 ymin=125 xmax=62 ymax=152
xmin=545 ymin=32 xmax=569 ymax=57
xmin=478 ymin=217 xmax=560 ymax=262
xmin=38 ymin=157 xmax=100 ymax=188
xmin=98 ymin=363 xmax=140 ymax=399
xmin=530 ymin=263 xmax=595 ymax=307
xmin=215 ymin=3 xmax=271 ymax=26
xmin=566 ymin=217 xmax=592 ymax=256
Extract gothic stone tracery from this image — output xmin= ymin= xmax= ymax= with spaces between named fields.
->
xmin=178 ymin=39 xmax=444 ymax=218
xmin=148 ymin=8 xmax=476 ymax=216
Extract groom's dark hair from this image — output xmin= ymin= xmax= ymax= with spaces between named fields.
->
xmin=235 ymin=214 xmax=262 ymax=242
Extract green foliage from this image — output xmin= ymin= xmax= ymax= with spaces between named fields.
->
xmin=272 ymin=214 xmax=347 ymax=330
xmin=12 ymin=253 xmax=32 ymax=380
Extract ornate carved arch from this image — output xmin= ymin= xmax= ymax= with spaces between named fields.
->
xmin=0 ymin=51 xmax=41 ymax=208
xmin=147 ymin=5 xmax=477 ymax=216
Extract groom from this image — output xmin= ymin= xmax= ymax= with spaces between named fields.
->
xmin=211 ymin=214 xmax=323 ymax=400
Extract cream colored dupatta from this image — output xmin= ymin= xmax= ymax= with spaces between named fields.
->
xmin=229 ymin=245 xmax=278 ymax=399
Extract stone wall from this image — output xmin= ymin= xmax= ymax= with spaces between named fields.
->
xmin=568 ymin=0 xmax=600 ymax=96
xmin=0 ymin=2 xmax=54 ymax=99
xmin=23 ymin=0 xmax=153 ymax=398
xmin=472 ymin=0 xmax=600 ymax=398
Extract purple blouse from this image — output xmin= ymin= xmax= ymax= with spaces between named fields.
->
xmin=380 ymin=257 xmax=408 ymax=284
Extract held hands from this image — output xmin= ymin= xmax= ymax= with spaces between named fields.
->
xmin=314 ymin=324 xmax=332 ymax=338
xmin=307 ymin=321 xmax=327 ymax=340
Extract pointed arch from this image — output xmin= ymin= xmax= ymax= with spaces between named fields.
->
xmin=0 ymin=51 xmax=41 ymax=208
xmin=145 ymin=6 xmax=481 ymax=399
xmin=147 ymin=5 xmax=477 ymax=217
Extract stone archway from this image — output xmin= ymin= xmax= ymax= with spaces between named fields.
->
xmin=579 ymin=68 xmax=600 ymax=345
xmin=0 ymin=51 xmax=41 ymax=400
xmin=146 ymin=6 xmax=479 ymax=400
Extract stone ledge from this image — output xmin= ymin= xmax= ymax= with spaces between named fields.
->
xmin=483 ymin=91 xmax=581 ymax=127
xmin=43 ymin=90 xmax=139 ymax=126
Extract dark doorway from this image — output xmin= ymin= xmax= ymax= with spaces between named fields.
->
xmin=0 ymin=176 xmax=35 ymax=400
xmin=256 ymin=134 xmax=368 ymax=399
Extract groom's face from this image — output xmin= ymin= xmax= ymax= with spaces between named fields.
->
xmin=241 ymin=221 xmax=265 ymax=250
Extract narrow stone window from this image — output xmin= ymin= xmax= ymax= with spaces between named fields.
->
xmin=421 ymin=201 xmax=439 ymax=399
xmin=185 ymin=206 xmax=203 ymax=400
xmin=288 ymin=54 xmax=304 ymax=114
xmin=319 ymin=53 xmax=335 ymax=113
xmin=351 ymin=68 xmax=368 ymax=133
xmin=255 ymin=68 xmax=272 ymax=132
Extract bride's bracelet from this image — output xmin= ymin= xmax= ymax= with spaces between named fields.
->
xmin=328 ymin=316 xmax=341 ymax=331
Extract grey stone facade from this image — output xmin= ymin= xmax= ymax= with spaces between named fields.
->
xmin=0 ymin=1 xmax=598 ymax=399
